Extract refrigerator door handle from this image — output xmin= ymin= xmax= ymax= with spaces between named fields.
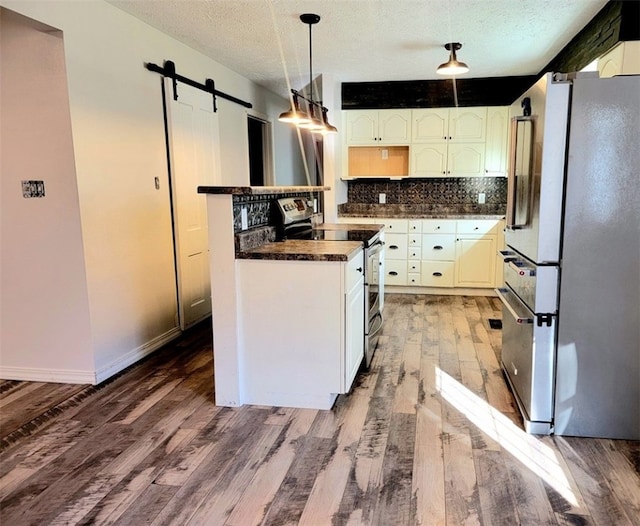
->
xmin=506 ymin=116 xmax=535 ymax=230
xmin=499 ymin=250 xmax=518 ymax=262
xmin=496 ymin=287 xmax=534 ymax=324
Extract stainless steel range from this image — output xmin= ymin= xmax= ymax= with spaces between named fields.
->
xmin=276 ymin=197 xmax=384 ymax=368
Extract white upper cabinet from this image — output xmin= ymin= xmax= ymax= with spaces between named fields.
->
xmin=448 ymin=107 xmax=487 ymax=142
xmin=597 ymin=41 xmax=640 ymax=77
xmin=346 ymin=109 xmax=412 ymax=145
xmin=344 ymin=106 xmax=508 ymax=178
xmin=484 ymin=106 xmax=510 ymax=176
xmin=412 ymin=107 xmax=487 ymax=143
xmin=447 ymin=143 xmax=486 ymax=177
xmin=412 ymin=108 xmax=449 ymax=142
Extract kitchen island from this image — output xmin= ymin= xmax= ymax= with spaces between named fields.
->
xmin=198 ymin=186 xmax=380 ymax=409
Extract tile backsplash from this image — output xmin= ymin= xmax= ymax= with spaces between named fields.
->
xmin=232 ymin=191 xmax=319 ymax=232
xmin=341 ymin=177 xmax=507 ymax=215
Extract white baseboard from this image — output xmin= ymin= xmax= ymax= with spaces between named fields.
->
xmin=94 ymin=326 xmax=182 ymax=384
xmin=0 ymin=326 xmax=183 ymax=385
xmin=0 ymin=366 xmax=96 ymax=384
xmin=385 ymin=285 xmax=498 ymax=296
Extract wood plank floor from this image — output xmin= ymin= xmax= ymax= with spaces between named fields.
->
xmin=1 ymin=294 xmax=638 ymax=525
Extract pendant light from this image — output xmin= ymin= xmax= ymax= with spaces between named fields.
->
xmin=278 ymin=13 xmax=337 ymax=134
xmin=436 ymin=42 xmax=469 ymax=75
xmin=278 ymin=93 xmax=311 ymax=124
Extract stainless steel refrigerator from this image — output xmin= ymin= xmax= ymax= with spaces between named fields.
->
xmin=497 ymin=72 xmax=640 ymax=439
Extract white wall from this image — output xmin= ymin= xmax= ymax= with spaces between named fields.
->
xmin=0 ymin=0 xmax=299 ymax=383
xmin=0 ymin=9 xmax=95 ymax=381
xmin=320 ymin=73 xmax=347 ymax=222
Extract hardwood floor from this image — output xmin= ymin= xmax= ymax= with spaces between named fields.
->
xmin=1 ymin=294 xmax=638 ymax=525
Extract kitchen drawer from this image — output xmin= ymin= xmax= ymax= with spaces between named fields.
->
xmin=421 ymin=261 xmax=455 ymax=287
xmin=408 ymin=220 xmax=422 ymax=233
xmin=408 ymin=233 xmax=421 ymax=247
xmin=385 ymin=260 xmax=407 ymax=285
xmin=407 ymin=247 xmax=421 ymax=260
xmin=408 ymin=273 xmax=421 ymax=286
xmin=345 ymin=250 xmax=365 ymax=291
xmin=422 ymin=219 xmax=456 ymax=234
xmin=385 ymin=233 xmax=408 ymax=260
xmin=456 ymin=219 xmax=500 ymax=235
xmin=407 ymin=261 xmax=420 ymax=274
xmin=421 ymin=234 xmax=456 ymax=260
xmin=384 ymin=219 xmax=408 ymax=233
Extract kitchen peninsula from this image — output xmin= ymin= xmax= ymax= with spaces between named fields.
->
xmin=198 ymin=186 xmax=380 ymax=410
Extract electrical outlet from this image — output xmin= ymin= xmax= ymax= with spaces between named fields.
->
xmin=381 ymin=149 xmax=389 ymax=160
xmin=240 ymin=207 xmax=248 ymax=230
xmin=478 ymin=192 xmax=486 ymax=204
xmin=378 ymin=193 xmax=386 ymax=204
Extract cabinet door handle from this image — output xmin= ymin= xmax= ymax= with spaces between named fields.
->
xmin=389 ymin=271 xmax=398 ymax=276
xmin=356 ymin=267 xmax=363 ymax=273
xmin=389 ymin=245 xmax=399 ymax=250
xmin=433 ymin=272 xmax=443 ymax=277
xmin=433 ymin=245 xmax=443 ymax=250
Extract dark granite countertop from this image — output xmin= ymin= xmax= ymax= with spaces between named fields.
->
xmin=237 ymin=239 xmax=363 ymax=262
xmin=198 ymin=185 xmax=330 ymax=195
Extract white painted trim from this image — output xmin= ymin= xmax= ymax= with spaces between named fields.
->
xmin=385 ymin=285 xmax=497 ymax=297
xmin=0 ymin=366 xmax=96 ymax=385
xmin=94 ymin=326 xmax=182 ymax=384
xmin=0 ymin=326 xmax=183 ymax=384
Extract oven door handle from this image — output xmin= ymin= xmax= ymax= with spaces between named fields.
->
xmin=495 ymin=287 xmax=534 ymax=324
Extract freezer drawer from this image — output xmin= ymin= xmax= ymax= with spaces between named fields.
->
xmin=497 ymin=287 xmax=556 ymax=433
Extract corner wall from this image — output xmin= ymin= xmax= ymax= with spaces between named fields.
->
xmin=0 ymin=9 xmax=94 ymax=381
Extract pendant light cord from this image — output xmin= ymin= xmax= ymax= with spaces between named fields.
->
xmin=308 ymin=20 xmax=313 ymax=104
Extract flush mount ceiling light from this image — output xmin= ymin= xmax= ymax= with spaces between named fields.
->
xmin=278 ymin=13 xmax=337 ymax=134
xmin=436 ymin=42 xmax=470 ymax=75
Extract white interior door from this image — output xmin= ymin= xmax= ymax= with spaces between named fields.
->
xmin=164 ymin=79 xmax=220 ymax=329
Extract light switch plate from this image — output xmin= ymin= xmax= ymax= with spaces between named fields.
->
xmin=378 ymin=193 xmax=386 ymax=204
xmin=22 ymin=180 xmax=45 ymax=198
xmin=478 ymin=192 xmax=486 ymax=204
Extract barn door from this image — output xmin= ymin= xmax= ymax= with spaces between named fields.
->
xmin=164 ymin=79 xmax=220 ymax=329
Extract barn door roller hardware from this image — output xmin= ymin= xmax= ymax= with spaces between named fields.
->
xmin=145 ymin=60 xmax=253 ymax=112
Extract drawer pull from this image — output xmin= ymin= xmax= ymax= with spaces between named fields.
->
xmin=389 ymin=245 xmax=399 ymax=250
xmin=389 ymin=271 xmax=398 ymax=276
xmin=433 ymin=272 xmax=443 ymax=277
xmin=436 ymin=226 xmax=441 ymax=230
xmin=433 ymin=245 xmax=443 ymax=250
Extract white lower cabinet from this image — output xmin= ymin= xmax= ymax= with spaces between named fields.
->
xmin=421 ymin=260 xmax=455 ymax=287
xmin=379 ymin=218 xmax=503 ymax=291
xmin=454 ymin=219 xmax=499 ymax=288
xmin=237 ymin=251 xmax=364 ymax=410
xmin=385 ymin=226 xmax=408 ymax=285
xmin=454 ymin=236 xmax=497 ymax=287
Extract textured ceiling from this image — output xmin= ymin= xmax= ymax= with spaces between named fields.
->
xmin=108 ymin=0 xmax=608 ymax=97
